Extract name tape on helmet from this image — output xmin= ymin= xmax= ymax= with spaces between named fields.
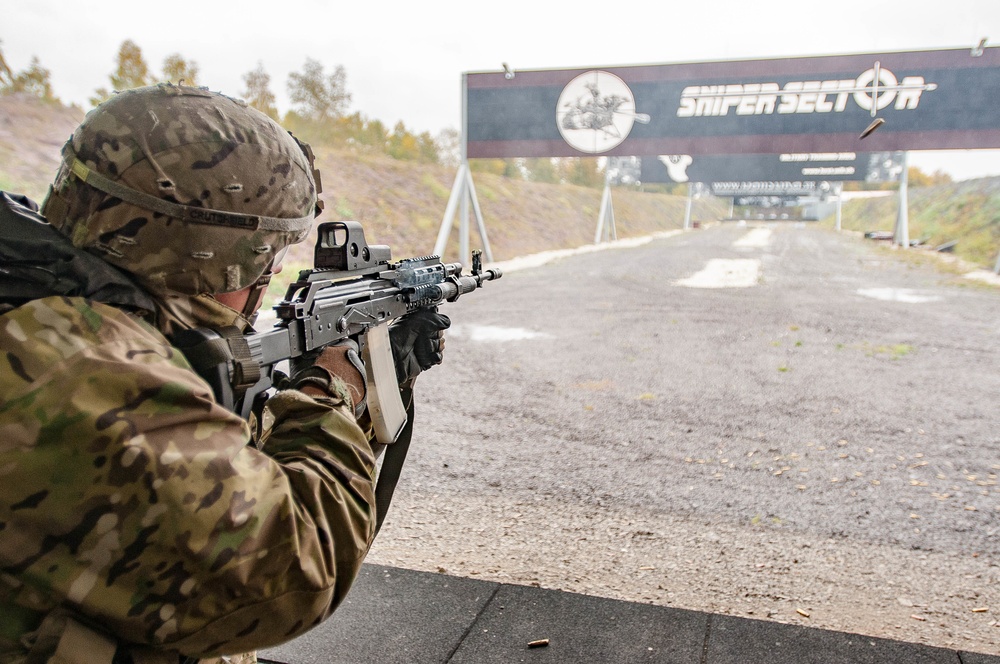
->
xmin=69 ymin=159 xmax=314 ymax=233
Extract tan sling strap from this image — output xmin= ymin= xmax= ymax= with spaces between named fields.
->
xmin=27 ymin=609 xmax=178 ymax=664
xmin=26 ymin=610 xmax=115 ymax=664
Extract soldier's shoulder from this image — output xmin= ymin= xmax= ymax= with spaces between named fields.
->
xmin=1 ymin=295 xmax=165 ymax=349
xmin=0 ymin=296 xmax=183 ymax=387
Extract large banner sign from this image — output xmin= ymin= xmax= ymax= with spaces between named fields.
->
xmin=638 ymin=151 xmax=904 ymax=184
xmin=465 ymin=48 xmax=1000 ymax=158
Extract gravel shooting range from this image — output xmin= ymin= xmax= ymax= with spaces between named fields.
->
xmin=343 ymin=47 xmax=1000 ymax=663
xmin=1 ymin=2 xmax=999 ymax=662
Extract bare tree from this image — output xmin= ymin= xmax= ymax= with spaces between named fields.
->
xmin=91 ymin=39 xmax=154 ymax=106
xmin=287 ymin=58 xmax=351 ymax=122
xmin=242 ymin=62 xmax=279 ymax=121
xmin=110 ymin=40 xmax=152 ymax=90
xmin=162 ymin=54 xmax=199 ymax=86
xmin=0 ymin=40 xmax=14 ymax=87
xmin=434 ymin=128 xmax=461 ymax=168
xmin=1 ymin=52 xmax=57 ymax=102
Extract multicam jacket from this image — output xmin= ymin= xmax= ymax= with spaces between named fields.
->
xmin=0 ymin=295 xmax=377 ymax=661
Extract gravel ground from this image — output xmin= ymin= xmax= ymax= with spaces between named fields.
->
xmin=365 ymin=223 xmax=1000 ymax=655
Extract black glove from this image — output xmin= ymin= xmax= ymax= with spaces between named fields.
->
xmin=389 ymin=308 xmax=451 ymax=387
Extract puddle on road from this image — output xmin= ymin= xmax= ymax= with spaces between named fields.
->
xmin=856 ymin=288 xmax=942 ymax=304
xmin=449 ymin=324 xmax=552 ymax=342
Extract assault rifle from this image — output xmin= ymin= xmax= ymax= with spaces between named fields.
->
xmin=174 ymin=220 xmax=501 ymax=444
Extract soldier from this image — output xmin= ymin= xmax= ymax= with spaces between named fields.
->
xmin=0 ymin=84 xmax=447 ymax=663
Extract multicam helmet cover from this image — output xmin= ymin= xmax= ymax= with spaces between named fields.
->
xmin=41 ymin=84 xmax=320 ymax=295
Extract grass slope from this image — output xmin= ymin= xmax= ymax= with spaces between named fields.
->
xmin=824 ymin=182 xmax=1000 ymax=269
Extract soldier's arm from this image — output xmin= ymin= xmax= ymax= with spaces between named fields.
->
xmin=0 ymin=298 xmax=376 ymax=657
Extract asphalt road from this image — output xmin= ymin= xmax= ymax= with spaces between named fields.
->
xmin=365 ymin=222 xmax=1000 ymax=650
xmin=407 ymin=223 xmax=999 ymax=555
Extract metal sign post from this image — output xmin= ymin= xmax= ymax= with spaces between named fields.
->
xmin=594 ymin=167 xmax=617 ymax=243
xmin=683 ymin=184 xmax=694 ymax=230
xmin=835 ymin=183 xmax=843 ymax=231
xmin=893 ymin=151 xmax=910 ymax=247
xmin=434 ymin=161 xmax=493 ymax=265
xmin=435 ymin=74 xmax=494 ymax=266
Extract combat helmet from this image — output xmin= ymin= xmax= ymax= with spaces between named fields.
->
xmin=41 ymin=84 xmax=322 ymax=298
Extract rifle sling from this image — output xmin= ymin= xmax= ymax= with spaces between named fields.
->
xmin=175 ymin=326 xmax=261 ymax=395
xmin=220 ymin=327 xmax=261 ymax=390
xmin=374 ymin=388 xmax=414 ymax=537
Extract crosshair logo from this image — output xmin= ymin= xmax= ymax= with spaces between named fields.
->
xmin=853 ymin=61 xmax=938 ymax=116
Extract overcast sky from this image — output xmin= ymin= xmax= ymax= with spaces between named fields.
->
xmin=4 ymin=0 xmax=1000 ymax=179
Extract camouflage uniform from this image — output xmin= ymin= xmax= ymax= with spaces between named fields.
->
xmin=0 ymin=86 xmax=377 ymax=662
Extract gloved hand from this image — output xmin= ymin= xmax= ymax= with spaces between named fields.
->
xmin=389 ymin=308 xmax=451 ymax=388
xmin=289 ymin=341 xmax=367 ymax=418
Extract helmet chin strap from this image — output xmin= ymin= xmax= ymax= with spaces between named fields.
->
xmin=241 ymin=263 xmax=274 ymax=326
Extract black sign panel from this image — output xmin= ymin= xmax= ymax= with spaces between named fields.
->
xmin=637 ymin=151 xmax=904 ymax=184
xmin=466 ymin=48 xmax=1000 ymax=158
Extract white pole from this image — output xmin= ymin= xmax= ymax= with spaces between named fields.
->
xmin=435 ymin=73 xmax=492 ymax=262
xmin=595 ymin=172 xmax=611 ymax=244
xmin=835 ymin=183 xmax=843 ymax=232
xmin=894 ymin=152 xmax=910 ymax=248
xmin=684 ymin=184 xmax=694 ymax=230
xmin=459 ymin=178 xmax=470 ymax=266
xmin=608 ymin=192 xmax=617 ymax=241
xmin=459 ymin=72 xmax=470 ymax=264
xmin=464 ymin=166 xmax=493 ymax=263
xmin=434 ymin=163 xmax=466 ymax=258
